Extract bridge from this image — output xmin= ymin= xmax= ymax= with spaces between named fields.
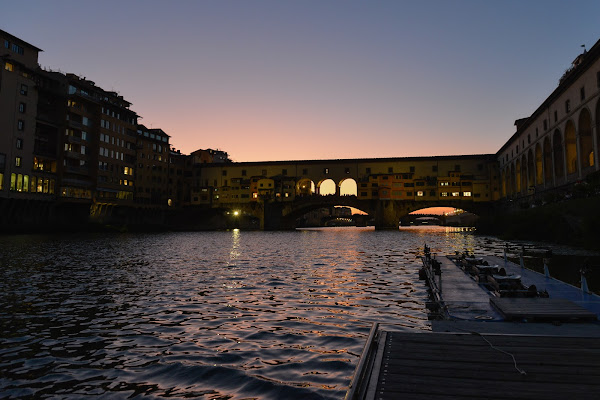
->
xmin=188 ymin=155 xmax=501 ymax=229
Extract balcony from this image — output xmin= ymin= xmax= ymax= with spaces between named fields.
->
xmin=64 ymin=165 xmax=90 ymax=176
xmin=64 ymin=150 xmax=86 ymax=160
xmin=65 ymin=135 xmax=82 ymax=144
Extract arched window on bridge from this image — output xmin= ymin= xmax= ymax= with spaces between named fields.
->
xmin=339 ymin=178 xmax=357 ymax=196
xmin=296 ymin=179 xmax=315 ymax=196
xmin=318 ymin=179 xmax=336 ymax=195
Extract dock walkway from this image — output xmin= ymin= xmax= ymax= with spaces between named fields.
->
xmin=433 ymin=256 xmax=502 ymax=320
xmin=351 ymin=330 xmax=600 ymax=400
xmin=347 ymin=255 xmax=600 ymax=400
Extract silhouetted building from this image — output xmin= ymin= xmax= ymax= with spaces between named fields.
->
xmin=135 ymin=125 xmax=170 ymax=206
xmin=0 ymin=30 xmax=49 ymax=198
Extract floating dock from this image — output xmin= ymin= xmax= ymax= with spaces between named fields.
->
xmin=346 ymin=253 xmax=600 ymax=400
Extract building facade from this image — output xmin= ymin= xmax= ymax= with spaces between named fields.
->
xmin=0 ymin=30 xmax=49 ymax=199
xmin=498 ymin=39 xmax=600 ymax=199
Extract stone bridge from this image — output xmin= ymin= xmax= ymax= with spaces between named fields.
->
xmin=220 ymin=194 xmax=495 ymax=230
xmin=191 ymin=154 xmax=501 ymax=229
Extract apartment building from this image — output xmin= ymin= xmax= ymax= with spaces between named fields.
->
xmin=135 ymin=125 xmax=170 ymax=206
xmin=0 ymin=30 xmax=49 ymax=198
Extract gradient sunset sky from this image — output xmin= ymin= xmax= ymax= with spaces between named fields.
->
xmin=4 ymin=1 xmax=600 ymax=162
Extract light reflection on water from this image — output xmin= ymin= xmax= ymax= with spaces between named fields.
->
xmin=0 ymin=227 xmax=559 ymax=399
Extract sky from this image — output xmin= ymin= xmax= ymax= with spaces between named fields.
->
xmin=4 ymin=1 xmax=600 ymax=162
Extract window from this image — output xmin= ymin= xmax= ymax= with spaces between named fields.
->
xmin=388 ymin=167 xmax=393 ymax=173
xmin=527 ymin=134 xmax=531 ymax=144
xmin=262 ymin=169 xmax=267 ymax=176
xmin=455 ymin=165 xmax=461 ymax=172
xmin=242 ymin=169 xmax=247 ymax=176
xmin=302 ymin=168 xmax=308 ymax=175
xmin=222 ymin=170 xmax=227 ymax=176
xmin=345 ymin=167 xmax=350 ymax=174
xmin=565 ymin=100 xmax=570 ymax=113
xmin=282 ymin=169 xmax=287 ymax=175
xmin=18 ymin=102 xmax=26 ymax=113
xmin=11 ymin=43 xmax=24 ymax=55
xmin=463 ymin=191 xmax=472 ymax=197
xmin=15 ymin=156 xmax=22 ymax=167
xmin=324 ymin=168 xmax=329 ymax=174
xmin=16 ymin=138 xmax=23 ymax=149
xmin=543 ymin=119 xmax=547 ymax=130
xmin=554 ymin=110 xmax=558 ymax=122
xmin=4 ymin=62 xmax=13 ymax=72
xmin=17 ymin=120 xmax=24 ymax=131
xmin=3 ymin=40 xmax=8 ymax=48
xmin=580 ymin=86 xmax=586 ymax=101
xmin=20 ymin=84 xmax=28 ymax=96
xmin=409 ymin=166 xmax=415 ymax=173
xmin=452 ymin=192 xmax=460 ymax=197
xmin=597 ymin=71 xmax=600 ymax=88
xmin=417 ymin=191 xmax=424 ymax=197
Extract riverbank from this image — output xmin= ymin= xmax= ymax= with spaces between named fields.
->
xmin=476 ymin=195 xmax=600 ymax=250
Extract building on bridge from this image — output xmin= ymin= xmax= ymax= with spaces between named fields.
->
xmin=498 ymin=38 xmax=600 ymax=201
xmin=189 ymin=155 xmax=500 ymax=207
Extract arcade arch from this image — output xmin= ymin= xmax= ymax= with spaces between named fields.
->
xmin=579 ymin=108 xmax=593 ymax=168
xmin=339 ymin=178 xmax=357 ymax=196
xmin=296 ymin=179 xmax=315 ymax=196
xmin=527 ymin=150 xmax=535 ymax=188
xmin=565 ymin=120 xmax=577 ymax=175
xmin=535 ymin=144 xmax=543 ymax=185
xmin=317 ymin=179 xmax=336 ymax=195
xmin=553 ymin=129 xmax=564 ymax=179
xmin=543 ymin=136 xmax=552 ymax=183
xmin=515 ymin=159 xmax=521 ymax=193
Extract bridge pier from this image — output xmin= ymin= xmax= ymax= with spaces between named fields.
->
xmin=373 ymin=200 xmax=423 ymax=229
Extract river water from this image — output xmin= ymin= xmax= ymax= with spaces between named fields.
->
xmin=0 ymin=227 xmax=595 ymax=399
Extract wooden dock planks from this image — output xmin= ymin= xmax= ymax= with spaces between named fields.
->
xmin=491 ymin=297 xmax=598 ymax=321
xmin=374 ymin=332 xmax=600 ymax=400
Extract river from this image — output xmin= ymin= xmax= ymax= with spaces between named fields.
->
xmin=0 ymin=226 xmax=596 ymax=399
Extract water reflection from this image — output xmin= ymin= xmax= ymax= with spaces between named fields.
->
xmin=0 ymin=227 xmax=596 ymax=399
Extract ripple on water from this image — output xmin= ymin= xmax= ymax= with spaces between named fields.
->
xmin=0 ymin=227 xmax=538 ymax=399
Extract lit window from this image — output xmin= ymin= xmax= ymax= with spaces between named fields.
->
xmin=417 ymin=191 xmax=424 ymax=197
xmin=4 ymin=62 xmax=13 ymax=72
xmin=15 ymin=156 xmax=22 ymax=167
xmin=452 ymin=192 xmax=460 ymax=197
xmin=441 ymin=192 xmax=448 ymax=197
xmin=463 ymin=192 xmax=472 ymax=197
xmin=252 ymin=192 xmax=258 ymax=199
